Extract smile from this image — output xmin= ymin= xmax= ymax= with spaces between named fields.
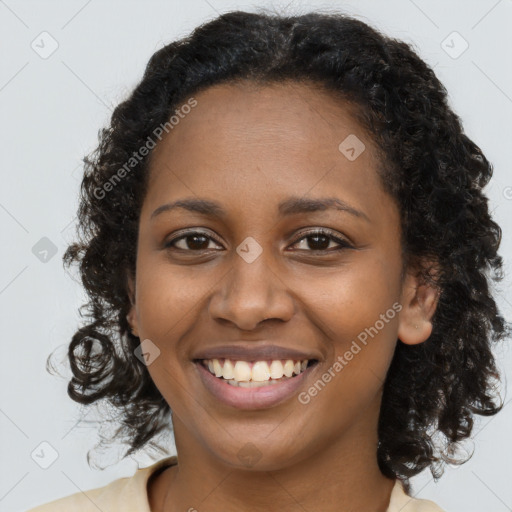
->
xmin=194 ymin=356 xmax=319 ymax=409
xmin=201 ymin=358 xmax=313 ymax=387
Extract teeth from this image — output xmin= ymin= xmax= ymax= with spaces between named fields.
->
xmin=203 ymin=358 xmax=311 ymax=383
xmin=223 ymin=359 xmax=234 ymax=379
xmin=283 ymin=360 xmax=294 ymax=377
xmin=252 ymin=361 xmax=270 ymax=382
xmin=213 ymin=359 xmax=223 ymax=378
xmin=227 ymin=379 xmax=281 ymax=388
xmin=233 ymin=361 xmax=252 ymax=382
xmin=269 ymin=360 xmax=284 ymax=379
xmin=239 ymin=380 xmax=270 ymax=388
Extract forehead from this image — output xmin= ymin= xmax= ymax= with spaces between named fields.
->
xmin=144 ymin=81 xmax=391 ymax=223
xmin=150 ymin=80 xmax=376 ymax=166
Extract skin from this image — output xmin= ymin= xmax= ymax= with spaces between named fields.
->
xmin=126 ymin=81 xmax=439 ymax=512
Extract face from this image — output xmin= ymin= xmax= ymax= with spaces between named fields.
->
xmin=127 ymin=81 xmax=437 ymax=471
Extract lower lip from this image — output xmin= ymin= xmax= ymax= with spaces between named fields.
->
xmin=195 ymin=362 xmax=316 ymax=410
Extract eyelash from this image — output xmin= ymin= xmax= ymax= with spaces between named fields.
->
xmin=164 ymin=228 xmax=353 ymax=254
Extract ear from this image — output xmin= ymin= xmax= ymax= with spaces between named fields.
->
xmin=397 ymin=263 xmax=440 ymax=345
xmin=126 ymin=272 xmax=139 ymax=337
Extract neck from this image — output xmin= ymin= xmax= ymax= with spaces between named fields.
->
xmin=151 ymin=403 xmax=395 ymax=512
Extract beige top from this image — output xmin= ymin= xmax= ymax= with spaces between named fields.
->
xmin=26 ymin=456 xmax=445 ymax=511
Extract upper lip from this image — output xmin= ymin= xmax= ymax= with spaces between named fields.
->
xmin=192 ymin=344 xmax=321 ymax=362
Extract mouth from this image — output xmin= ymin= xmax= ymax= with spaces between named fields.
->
xmin=193 ymin=353 xmax=320 ymax=410
xmin=198 ymin=358 xmax=318 ymax=387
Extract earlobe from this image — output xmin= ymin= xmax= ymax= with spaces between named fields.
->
xmin=397 ymin=266 xmax=440 ymax=346
xmin=126 ymin=307 xmax=139 ymax=337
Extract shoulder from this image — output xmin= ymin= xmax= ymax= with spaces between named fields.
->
xmin=25 ymin=456 xmax=178 ymax=512
xmin=387 ymin=479 xmax=446 ymax=512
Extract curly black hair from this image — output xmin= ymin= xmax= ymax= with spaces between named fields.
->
xmin=54 ymin=9 xmax=509 ymax=484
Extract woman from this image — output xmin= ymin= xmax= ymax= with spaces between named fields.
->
xmin=28 ymin=9 xmax=508 ymax=512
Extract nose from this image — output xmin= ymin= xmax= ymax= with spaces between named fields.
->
xmin=208 ymin=248 xmax=295 ymax=331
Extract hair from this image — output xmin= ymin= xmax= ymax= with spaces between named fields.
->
xmin=54 ymin=9 xmax=509 ymax=484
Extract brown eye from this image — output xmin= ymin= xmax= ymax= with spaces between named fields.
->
xmin=289 ymin=229 xmax=352 ymax=252
xmin=165 ymin=231 xmax=223 ymax=251
xmin=164 ymin=228 xmax=352 ymax=254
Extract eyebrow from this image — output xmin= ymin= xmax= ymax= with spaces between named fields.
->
xmin=150 ymin=196 xmax=370 ymax=222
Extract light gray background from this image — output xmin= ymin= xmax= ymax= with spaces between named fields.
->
xmin=1 ymin=1 xmax=511 ymax=511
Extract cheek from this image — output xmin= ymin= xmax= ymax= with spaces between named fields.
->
xmin=135 ymin=259 xmax=208 ymax=340
xmin=133 ymin=260 xmax=200 ymax=417
xmin=296 ymin=257 xmax=400 ymax=403
xmin=297 ymin=256 xmax=401 ymax=347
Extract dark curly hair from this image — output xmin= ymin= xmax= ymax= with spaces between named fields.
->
xmin=54 ymin=9 xmax=509 ymax=484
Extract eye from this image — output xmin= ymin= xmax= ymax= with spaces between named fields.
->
xmin=288 ymin=229 xmax=353 ymax=252
xmin=164 ymin=230 xmax=223 ymax=252
xmin=164 ymin=228 xmax=353 ymax=253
